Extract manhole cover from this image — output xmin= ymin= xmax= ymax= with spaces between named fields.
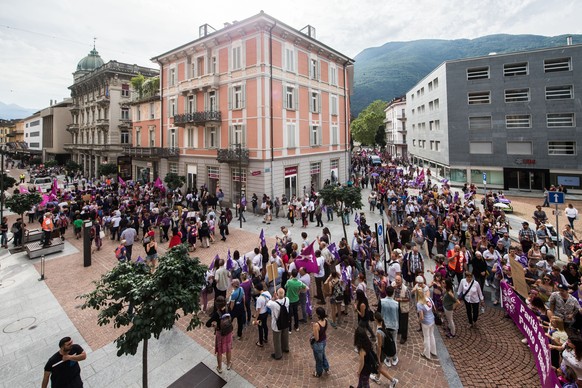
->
xmin=0 ymin=279 xmax=15 ymax=288
xmin=3 ymin=317 xmax=36 ymax=333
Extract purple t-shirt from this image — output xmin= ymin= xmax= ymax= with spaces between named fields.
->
xmin=241 ymin=280 xmax=252 ymax=301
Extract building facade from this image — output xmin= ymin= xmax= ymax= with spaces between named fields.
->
xmin=40 ymin=99 xmax=73 ymax=163
xmin=383 ymin=97 xmax=407 ymax=158
xmin=22 ymin=112 xmax=43 ymax=158
xmin=407 ymin=43 xmax=582 ymax=192
xmin=150 ymin=11 xmax=353 ymax=204
xmin=66 ymin=47 xmax=158 ymax=177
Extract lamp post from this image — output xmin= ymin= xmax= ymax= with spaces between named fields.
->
xmin=0 ymin=146 xmax=4 ymax=222
xmin=237 ymin=142 xmax=243 ymax=229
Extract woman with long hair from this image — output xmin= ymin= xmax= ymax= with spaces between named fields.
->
xmin=442 ymin=278 xmax=460 ymax=338
xmin=372 ymin=312 xmax=399 ymax=387
xmin=551 ymin=335 xmax=582 ymax=384
xmin=205 ymin=296 xmax=233 ymax=374
xmin=325 ymin=270 xmax=343 ymax=328
xmin=355 ymin=289 xmax=375 ymax=340
xmin=311 ymin=307 xmax=330 ymax=378
xmin=354 ymin=326 xmax=375 ymax=388
xmin=416 ymin=288 xmax=437 ymax=360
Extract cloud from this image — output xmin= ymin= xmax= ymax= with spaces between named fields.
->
xmin=0 ymin=0 xmax=581 ymax=108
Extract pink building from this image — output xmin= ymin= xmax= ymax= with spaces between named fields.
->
xmin=151 ymin=11 xmax=354 ymax=204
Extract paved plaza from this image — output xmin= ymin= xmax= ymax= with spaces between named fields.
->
xmin=1 ymin=171 xmax=581 ymax=387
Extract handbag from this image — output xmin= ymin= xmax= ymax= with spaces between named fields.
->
xmin=99 ymin=230 xmax=105 ymax=239
xmin=429 ymin=298 xmax=442 ymax=325
xmin=460 ymin=280 xmax=475 ymax=302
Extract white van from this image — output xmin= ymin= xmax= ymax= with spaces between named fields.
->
xmin=30 ymin=176 xmax=53 ymax=192
xmin=369 ymin=155 xmax=382 ymax=166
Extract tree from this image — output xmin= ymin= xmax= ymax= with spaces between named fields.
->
xmin=5 ymin=192 xmax=42 ymax=245
xmin=350 ymin=100 xmax=387 ymax=145
xmin=0 ymin=173 xmax=17 ymax=191
xmin=130 ymin=73 xmax=145 ymax=99
xmin=66 ymin=160 xmax=82 ymax=176
xmin=164 ymin=172 xmax=185 ymax=191
xmin=80 ymin=244 xmax=206 ymax=388
xmin=44 ymin=160 xmax=59 ymax=168
xmin=98 ymin=162 xmax=118 ymax=177
xmin=318 ymin=184 xmax=363 ymax=241
xmin=375 ymin=125 xmax=387 ymax=148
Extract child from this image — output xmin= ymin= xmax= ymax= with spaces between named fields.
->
xmin=73 ymin=216 xmax=83 ymax=239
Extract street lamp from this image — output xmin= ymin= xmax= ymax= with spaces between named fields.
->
xmin=237 ymin=142 xmax=243 ymax=229
xmin=0 ymin=145 xmax=5 ymax=222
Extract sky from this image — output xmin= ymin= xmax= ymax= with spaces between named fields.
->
xmin=1 ymin=0 xmax=581 ymax=110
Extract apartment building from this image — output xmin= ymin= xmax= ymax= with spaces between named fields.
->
xmin=66 ymin=46 xmax=158 ymax=177
xmin=407 ymin=43 xmax=582 ymax=191
xmin=383 ymin=97 xmax=407 ymax=158
xmin=22 ymin=112 xmax=43 ymax=158
xmin=150 ymin=11 xmax=353 ymax=204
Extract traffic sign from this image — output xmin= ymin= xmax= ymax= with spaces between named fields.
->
xmin=549 ymin=192 xmax=565 ymax=204
xmin=377 ymin=224 xmax=383 ymax=237
xmin=482 ymin=172 xmax=487 ymax=185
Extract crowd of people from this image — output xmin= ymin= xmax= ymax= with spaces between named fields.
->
xmin=6 ymin=148 xmax=582 ymax=387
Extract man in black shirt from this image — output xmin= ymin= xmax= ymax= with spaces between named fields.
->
xmin=42 ymin=337 xmax=86 ymax=388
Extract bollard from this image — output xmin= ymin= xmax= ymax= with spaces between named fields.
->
xmin=38 ymin=255 xmax=45 ymax=281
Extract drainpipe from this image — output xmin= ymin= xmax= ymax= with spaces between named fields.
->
xmin=156 ymin=59 xmax=164 ymax=180
xmin=269 ymin=21 xmax=277 ymax=199
xmin=342 ymin=60 xmax=351 ymax=183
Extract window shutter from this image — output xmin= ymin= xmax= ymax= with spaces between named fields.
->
xmin=228 ymin=86 xmax=233 ymax=110
xmin=317 ymin=61 xmax=321 ymax=80
xmin=294 ymin=87 xmax=299 ymax=110
xmin=241 ymin=42 xmax=246 ymax=69
xmin=317 ymin=93 xmax=321 ymax=113
xmin=242 ymin=84 xmax=246 ymax=109
xmin=228 ymin=47 xmax=233 ymax=71
xmin=317 ymin=127 xmax=322 ymax=145
xmin=228 ymin=125 xmax=233 ymax=147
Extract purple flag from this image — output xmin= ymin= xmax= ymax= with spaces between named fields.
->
xmin=118 ymin=176 xmax=126 ymax=187
xmin=500 ymin=282 xmax=560 ymax=388
xmin=295 ymin=241 xmax=319 ymax=273
xmin=453 ymin=192 xmax=459 ymax=203
xmin=341 ymin=267 xmax=349 ymax=285
xmin=209 ymin=254 xmax=219 ymax=271
xmin=275 ymin=243 xmax=280 ymax=256
xmin=259 ymin=228 xmax=266 ymax=248
xmin=154 ymin=177 xmax=165 ymax=191
xmin=136 ymin=256 xmax=144 ymax=263
xmin=226 ymin=249 xmax=233 ymax=270
xmin=305 ymin=290 xmax=313 ymax=316
xmin=486 ymin=229 xmax=493 ymax=241
xmin=242 ymin=255 xmax=248 ymax=273
xmin=51 ymin=178 xmax=58 ymax=196
xmin=328 ymin=243 xmax=341 ymax=261
xmin=354 ymin=212 xmax=360 ymax=227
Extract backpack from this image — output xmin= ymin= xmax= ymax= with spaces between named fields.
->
xmin=260 ymin=293 xmax=272 ymax=315
xmin=219 ymin=313 xmax=233 ymax=336
xmin=276 ymin=299 xmax=290 ymax=330
xmin=362 ymin=348 xmax=379 ymax=375
xmin=115 ymin=246 xmax=124 ymax=259
xmin=380 ymin=328 xmax=396 ymax=359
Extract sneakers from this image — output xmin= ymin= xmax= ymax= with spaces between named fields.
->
xmin=384 ymin=359 xmax=391 ymax=368
xmin=391 ymin=357 xmax=399 ymax=366
xmin=485 ymin=280 xmax=490 ymax=287
xmin=390 ymin=378 xmax=399 ymax=388
xmin=370 ymin=374 xmax=381 ymax=383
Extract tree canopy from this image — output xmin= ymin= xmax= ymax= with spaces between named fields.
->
xmin=318 ymin=184 xmax=363 ymax=241
xmin=98 ymin=162 xmax=118 ymax=177
xmin=164 ymin=172 xmax=186 ymax=191
xmin=375 ymin=125 xmax=387 ymax=148
xmin=350 ymin=100 xmax=387 ymax=145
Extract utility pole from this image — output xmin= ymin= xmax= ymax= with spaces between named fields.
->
xmin=238 ymin=143 xmax=243 ymax=229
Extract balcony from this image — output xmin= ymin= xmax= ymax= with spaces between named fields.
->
xmin=69 ymin=105 xmax=80 ymax=114
xmin=66 ymin=123 xmax=79 ymax=133
xmin=123 ymin=146 xmax=179 ymax=159
xmin=96 ymin=119 xmax=109 ymax=128
xmin=397 ymin=112 xmax=406 ymax=121
xmin=174 ymin=111 xmax=221 ymax=126
xmin=216 ymin=146 xmax=249 ymax=166
xmin=178 ymin=74 xmax=219 ymax=93
xmin=96 ymin=95 xmax=110 ymax=106
xmin=118 ymin=119 xmax=131 ymax=130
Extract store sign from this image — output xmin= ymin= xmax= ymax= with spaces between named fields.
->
xmin=514 ymin=158 xmax=536 ymax=165
xmin=285 ymin=166 xmax=298 ymax=176
xmin=251 ymin=170 xmax=261 ymax=176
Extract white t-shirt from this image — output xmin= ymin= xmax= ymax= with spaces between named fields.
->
xmin=387 ymin=260 xmax=401 ymax=283
xmin=315 ymin=256 xmax=325 ymax=278
xmin=565 ymin=207 xmax=579 ymax=219
xmin=253 ymin=253 xmax=263 ymax=269
xmin=299 ymin=273 xmax=311 ymax=288
xmin=256 ymin=291 xmax=271 ymax=314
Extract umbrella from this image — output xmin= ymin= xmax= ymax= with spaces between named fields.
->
xmin=371 ymin=172 xmax=379 ymax=177
xmin=493 ymin=203 xmax=513 ymax=213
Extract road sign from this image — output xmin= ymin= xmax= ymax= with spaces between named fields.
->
xmin=483 ymin=172 xmax=487 ymax=185
xmin=549 ymin=192 xmax=565 ymax=204
xmin=377 ymin=224 xmax=383 ymax=237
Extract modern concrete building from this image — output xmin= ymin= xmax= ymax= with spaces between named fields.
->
xmin=40 ymin=99 xmax=73 ymax=163
xmin=65 ymin=46 xmax=158 ymax=177
xmin=22 ymin=112 xmax=43 ymax=158
xmin=150 ymin=11 xmax=353 ymax=205
xmin=383 ymin=97 xmax=407 ymax=158
xmin=407 ymin=42 xmax=582 ymax=192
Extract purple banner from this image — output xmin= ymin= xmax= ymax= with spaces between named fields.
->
xmin=500 ymin=282 xmax=560 ymax=388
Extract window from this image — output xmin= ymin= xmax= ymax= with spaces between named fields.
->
xmin=135 ymin=127 xmax=141 ymax=146
xmin=433 ymin=78 xmax=439 ymax=89
xmin=121 ymin=84 xmax=130 ymax=97
xmin=503 ymin=62 xmax=528 ymax=76
xmin=197 ymin=57 xmax=205 ymax=77
xmin=169 ymin=163 xmax=179 ymax=174
xmin=310 ymin=58 xmax=319 ymax=80
xmin=211 ymin=56 xmax=217 ymax=74
xmin=187 ymin=95 xmax=196 ymax=113
xmin=467 ymin=66 xmax=489 ymax=80
xmin=187 ymin=127 xmax=195 ymax=148
xmin=468 ymin=91 xmax=490 ymax=104
xmin=149 ymin=126 xmax=155 ymax=147
xmin=284 ymin=46 xmax=295 ymax=73
xmin=285 ymin=85 xmax=297 ymax=110
xmin=429 ymin=101 xmax=434 ymax=111
xmin=430 ymin=141 xmax=434 ymax=150
xmin=207 ymin=91 xmax=217 ymax=112
xmin=231 ymin=46 xmax=242 ymax=70
xmin=136 ymin=107 xmax=141 ymax=121
xmin=310 ymin=125 xmax=322 ymax=146
xmin=469 ymin=116 xmax=491 ymax=131
xmin=435 ymin=141 xmax=440 ymax=151
xmin=428 ymin=81 xmax=433 ymax=91
xmin=169 ymin=98 xmax=176 ymax=117
xmin=121 ymin=107 xmax=130 ymax=120
xmin=310 ymin=91 xmax=320 ymax=113
xmin=547 ymin=113 xmax=575 ymax=127
xmin=507 ymin=142 xmax=532 ymax=155
xmin=205 ymin=126 xmax=218 ymax=148
xmin=329 ymin=64 xmax=337 ymax=86
xmin=230 ymin=124 xmax=245 ymax=146
xmin=149 ymin=103 xmax=155 ymax=119
xmin=331 ymin=125 xmax=339 ymax=145
xmin=470 ymin=142 xmax=492 ymax=154
xmin=544 ymin=57 xmax=571 ymax=72
xmin=330 ymin=94 xmax=338 ymax=116
xmin=169 ymin=67 xmax=176 ymax=86
xmin=170 ymin=128 xmax=176 ymax=148
xmin=506 ymin=115 xmax=531 ymax=128
xmin=546 ymin=85 xmax=573 ymax=100
xmin=420 ymin=87 xmax=425 ymax=95
xmin=429 ymin=121 xmax=434 ymax=131
xmin=412 ymin=139 xmax=416 ymax=147
xmin=120 ymin=131 xmax=130 ymax=144
xmin=505 ymin=88 xmax=530 ymax=103
xmin=286 ymin=123 xmax=296 ymax=148
xmin=548 ymin=141 xmax=576 ymax=155
xmin=231 ymin=85 xmax=245 ymax=110
xmin=434 ymin=120 xmax=440 ymax=130
xmin=434 ymin=99 xmax=439 ymax=109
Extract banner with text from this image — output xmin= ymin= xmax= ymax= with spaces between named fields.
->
xmin=500 ymin=282 xmax=560 ymax=388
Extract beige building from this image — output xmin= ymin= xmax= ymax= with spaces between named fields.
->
xmin=40 ymin=99 xmax=73 ymax=163
xmin=65 ymin=46 xmax=158 ymax=177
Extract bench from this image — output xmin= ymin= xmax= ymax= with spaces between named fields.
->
xmin=24 ymin=228 xmax=43 ymax=243
xmin=25 ymin=238 xmax=65 ymax=259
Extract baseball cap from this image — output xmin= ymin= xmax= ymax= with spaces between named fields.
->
xmin=415 ymin=276 xmax=424 ymax=284
xmin=557 ymin=284 xmax=569 ymax=291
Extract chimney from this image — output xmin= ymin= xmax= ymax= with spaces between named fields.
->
xmin=567 ymin=36 xmax=573 ymax=46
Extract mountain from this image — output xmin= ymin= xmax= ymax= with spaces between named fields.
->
xmin=352 ymin=34 xmax=582 ymax=115
xmin=0 ymin=102 xmax=38 ymax=120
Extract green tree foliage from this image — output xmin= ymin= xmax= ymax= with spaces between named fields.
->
xmin=66 ymin=160 xmax=82 ymax=175
xmin=44 ymin=160 xmax=59 ymax=168
xmin=80 ymin=245 xmax=206 ymax=388
xmin=375 ymin=125 xmax=387 ymax=148
xmin=6 ymin=193 xmax=42 ymax=245
xmin=98 ymin=162 xmax=118 ymax=177
xmin=131 ymin=74 xmax=160 ymax=100
xmin=0 ymin=173 xmax=17 ymax=191
xmin=318 ymin=184 xmax=363 ymax=241
xmin=164 ymin=172 xmax=186 ymax=191
xmin=350 ymin=100 xmax=386 ymax=145
xmin=130 ymin=73 xmax=145 ymax=99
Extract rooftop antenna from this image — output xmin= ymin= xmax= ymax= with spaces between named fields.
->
xmin=93 ymin=37 xmax=97 ymax=50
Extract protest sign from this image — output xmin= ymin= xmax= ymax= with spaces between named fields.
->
xmin=509 ymin=256 xmax=529 ymax=299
